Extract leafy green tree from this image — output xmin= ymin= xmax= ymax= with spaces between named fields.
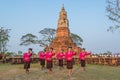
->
xmin=20 ymin=33 xmax=37 ymax=46
xmin=0 ymin=27 xmax=10 ymax=53
xmin=36 ymin=28 xmax=56 ymax=47
xmin=106 ymin=0 xmax=120 ymax=32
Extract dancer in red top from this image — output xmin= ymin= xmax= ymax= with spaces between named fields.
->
xmin=23 ymin=48 xmax=32 ymax=74
xmin=45 ymin=48 xmax=55 ymax=74
xmin=65 ymin=47 xmax=76 ymax=76
xmin=56 ymin=49 xmax=65 ymax=70
xmin=38 ymin=49 xmax=46 ymax=70
xmin=79 ymin=48 xmax=91 ymax=71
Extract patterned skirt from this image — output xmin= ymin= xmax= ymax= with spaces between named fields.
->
xmin=58 ymin=59 xmax=63 ymax=67
xmin=24 ymin=62 xmax=30 ymax=69
xmin=40 ymin=59 xmax=45 ymax=65
xmin=80 ymin=60 xmax=86 ymax=67
xmin=46 ymin=61 xmax=53 ymax=69
xmin=66 ymin=61 xmax=73 ymax=69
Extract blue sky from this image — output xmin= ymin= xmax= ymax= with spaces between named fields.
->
xmin=0 ymin=0 xmax=120 ymax=54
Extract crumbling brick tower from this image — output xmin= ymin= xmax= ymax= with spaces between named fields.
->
xmin=45 ymin=6 xmax=81 ymax=54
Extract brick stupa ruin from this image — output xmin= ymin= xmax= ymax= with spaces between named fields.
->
xmin=45 ymin=6 xmax=81 ymax=53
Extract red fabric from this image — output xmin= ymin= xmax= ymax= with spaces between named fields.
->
xmin=65 ymin=51 xmax=76 ymax=61
xmin=56 ymin=52 xmax=65 ymax=60
xmin=79 ymin=51 xmax=91 ymax=60
xmin=23 ymin=52 xmax=32 ymax=62
xmin=39 ymin=51 xmax=46 ymax=59
xmin=45 ymin=52 xmax=55 ymax=62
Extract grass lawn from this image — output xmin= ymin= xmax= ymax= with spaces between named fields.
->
xmin=0 ymin=63 xmax=120 ymax=80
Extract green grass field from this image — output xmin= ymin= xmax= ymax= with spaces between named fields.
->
xmin=0 ymin=63 xmax=120 ymax=80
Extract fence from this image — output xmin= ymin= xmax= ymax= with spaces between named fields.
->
xmin=86 ymin=57 xmax=120 ymax=66
xmin=2 ymin=57 xmax=120 ymax=66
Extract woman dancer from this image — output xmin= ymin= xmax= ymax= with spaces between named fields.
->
xmin=23 ymin=48 xmax=32 ymax=74
xmin=45 ymin=48 xmax=55 ymax=74
xmin=39 ymin=49 xmax=46 ymax=70
xmin=79 ymin=48 xmax=91 ymax=71
xmin=65 ymin=47 xmax=76 ymax=76
xmin=56 ymin=49 xmax=65 ymax=70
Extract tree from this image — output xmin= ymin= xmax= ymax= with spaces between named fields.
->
xmin=20 ymin=33 xmax=37 ymax=46
xmin=106 ymin=0 xmax=120 ymax=32
xmin=70 ymin=33 xmax=83 ymax=46
xmin=0 ymin=27 xmax=10 ymax=53
xmin=18 ymin=51 xmax=23 ymax=56
xmin=5 ymin=52 xmax=16 ymax=57
xmin=106 ymin=50 xmax=112 ymax=55
xmin=37 ymin=28 xmax=56 ymax=47
xmin=20 ymin=28 xmax=83 ymax=47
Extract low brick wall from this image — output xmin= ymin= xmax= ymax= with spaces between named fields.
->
xmin=2 ymin=57 xmax=120 ymax=66
xmin=86 ymin=57 xmax=120 ymax=66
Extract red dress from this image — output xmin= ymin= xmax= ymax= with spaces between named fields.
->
xmin=79 ymin=51 xmax=91 ymax=67
xmin=65 ymin=51 xmax=76 ymax=69
xmin=56 ymin=52 xmax=65 ymax=60
xmin=45 ymin=52 xmax=55 ymax=69
xmin=56 ymin=52 xmax=65 ymax=67
xmin=23 ymin=52 xmax=32 ymax=69
xmin=23 ymin=52 xmax=32 ymax=62
xmin=39 ymin=51 xmax=46 ymax=65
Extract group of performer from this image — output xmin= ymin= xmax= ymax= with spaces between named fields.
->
xmin=23 ymin=47 xmax=91 ymax=76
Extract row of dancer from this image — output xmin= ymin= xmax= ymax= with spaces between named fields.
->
xmin=23 ymin=47 xmax=91 ymax=76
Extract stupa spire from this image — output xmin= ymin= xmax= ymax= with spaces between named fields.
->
xmin=58 ymin=5 xmax=69 ymax=28
xmin=62 ymin=4 xmax=65 ymax=10
xmin=56 ymin=5 xmax=70 ymax=38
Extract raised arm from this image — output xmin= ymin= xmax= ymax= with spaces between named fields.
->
xmin=85 ymin=51 xmax=91 ymax=55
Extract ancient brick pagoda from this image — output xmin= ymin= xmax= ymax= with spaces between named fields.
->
xmin=46 ymin=6 xmax=81 ymax=53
